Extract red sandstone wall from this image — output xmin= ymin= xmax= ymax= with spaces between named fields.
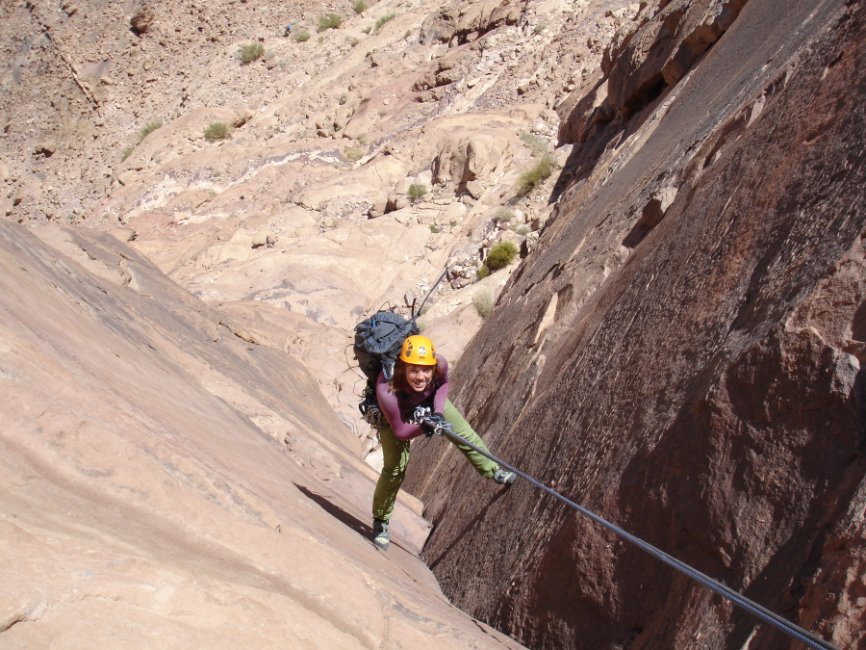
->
xmin=406 ymin=0 xmax=866 ymax=647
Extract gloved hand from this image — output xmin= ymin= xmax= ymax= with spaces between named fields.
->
xmin=420 ymin=412 xmax=448 ymax=437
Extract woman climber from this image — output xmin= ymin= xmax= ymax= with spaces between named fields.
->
xmin=371 ymin=334 xmax=516 ymax=550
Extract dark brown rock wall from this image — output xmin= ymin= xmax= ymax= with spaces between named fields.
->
xmin=406 ymin=0 xmax=866 ymax=647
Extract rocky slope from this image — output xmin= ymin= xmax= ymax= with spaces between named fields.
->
xmin=2 ymin=0 xmax=865 ymax=648
xmin=1 ymin=0 xmax=641 ymax=450
xmin=0 ymin=218 xmax=523 ymax=648
xmin=407 ymin=0 xmax=866 ymax=648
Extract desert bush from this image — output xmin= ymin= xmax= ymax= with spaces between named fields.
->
xmin=354 ymin=0 xmax=367 ymax=14
xmin=408 ymin=183 xmax=427 ymax=202
xmin=138 ymin=119 xmax=162 ymax=140
xmin=516 ymin=155 xmax=555 ymax=196
xmin=429 ymin=223 xmax=441 ymax=234
xmin=122 ymin=119 xmax=162 ymax=160
xmin=473 ymin=289 xmax=494 ymax=319
xmin=318 ymin=13 xmax=342 ymax=32
xmin=375 ymin=13 xmax=396 ymax=31
xmin=294 ymin=28 xmax=311 ymax=42
xmin=520 ymin=131 xmax=549 ymax=155
xmin=476 ymin=264 xmax=490 ymax=280
xmin=513 ymin=223 xmax=531 ymax=235
xmin=486 ymin=240 xmax=518 ymax=271
xmin=344 ymin=146 xmax=363 ymax=162
xmin=204 ymin=122 xmax=230 ymax=141
xmin=237 ymin=42 xmax=264 ymax=64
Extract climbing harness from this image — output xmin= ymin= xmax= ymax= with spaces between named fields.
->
xmin=425 ymin=419 xmax=838 ymax=650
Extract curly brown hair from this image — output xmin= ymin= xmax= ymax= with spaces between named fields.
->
xmin=391 ymin=359 xmax=445 ymax=394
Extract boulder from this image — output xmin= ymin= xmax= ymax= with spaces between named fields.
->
xmin=432 ymin=130 xmax=511 ymax=189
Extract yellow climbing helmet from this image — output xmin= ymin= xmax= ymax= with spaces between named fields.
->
xmin=400 ymin=335 xmax=437 ymax=366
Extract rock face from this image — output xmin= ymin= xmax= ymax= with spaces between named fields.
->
xmin=3 ymin=0 xmax=866 ymax=646
xmin=0 ymin=219 xmax=518 ymax=648
xmin=407 ymin=0 xmax=866 ymax=648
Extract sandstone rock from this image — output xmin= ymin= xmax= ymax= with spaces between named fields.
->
xmin=606 ymin=0 xmax=749 ymax=115
xmin=432 ymin=130 xmax=510 ymax=189
xmin=130 ymin=6 xmax=154 ymax=35
xmin=557 ymin=67 xmax=613 ymax=144
xmin=465 ymin=179 xmax=484 ymax=199
xmin=408 ymin=2 xmax=866 ymax=648
xmin=33 ymin=141 xmax=57 ymax=157
xmin=419 ymin=0 xmax=519 ymax=46
xmin=0 ymin=221 xmax=516 ymax=649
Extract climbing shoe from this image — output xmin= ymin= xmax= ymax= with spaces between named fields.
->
xmin=492 ymin=468 xmax=517 ymax=486
xmin=372 ymin=518 xmax=390 ymax=550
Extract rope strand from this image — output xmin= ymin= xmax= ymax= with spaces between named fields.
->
xmin=435 ymin=425 xmax=837 ymax=650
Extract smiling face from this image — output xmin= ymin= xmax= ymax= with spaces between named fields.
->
xmin=405 ymin=363 xmax=435 ymax=393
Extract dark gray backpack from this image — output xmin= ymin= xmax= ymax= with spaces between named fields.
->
xmin=354 ymin=310 xmax=418 ymax=390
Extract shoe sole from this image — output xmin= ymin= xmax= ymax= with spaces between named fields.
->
xmin=373 ymin=537 xmax=390 ymax=551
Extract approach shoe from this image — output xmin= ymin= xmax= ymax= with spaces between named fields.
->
xmin=492 ymin=468 xmax=517 ymax=486
xmin=372 ymin=518 xmax=390 ymax=550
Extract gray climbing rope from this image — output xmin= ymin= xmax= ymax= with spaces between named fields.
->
xmin=431 ymin=423 xmax=837 ymax=650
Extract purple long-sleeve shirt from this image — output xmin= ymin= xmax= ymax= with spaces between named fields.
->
xmin=376 ymin=356 xmax=449 ymax=441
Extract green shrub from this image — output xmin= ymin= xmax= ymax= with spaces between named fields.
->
xmin=520 ymin=131 xmax=549 ymax=155
xmin=429 ymin=223 xmax=441 ymax=234
xmin=513 ymin=223 xmax=531 ymax=235
xmin=476 ymin=264 xmax=490 ymax=280
xmin=473 ymin=289 xmax=494 ymax=319
xmin=294 ymin=28 xmax=311 ymax=42
xmin=516 ymin=155 xmax=555 ymax=196
xmin=204 ymin=122 xmax=230 ymax=141
xmin=138 ymin=119 xmax=162 ymax=140
xmin=344 ymin=146 xmax=363 ymax=162
xmin=318 ymin=13 xmax=342 ymax=32
xmin=408 ymin=183 xmax=427 ymax=202
xmin=486 ymin=240 xmax=518 ymax=271
xmin=237 ymin=42 xmax=265 ymax=64
xmin=354 ymin=0 xmax=367 ymax=14
xmin=375 ymin=13 xmax=396 ymax=31
xmin=122 ymin=119 xmax=162 ymax=160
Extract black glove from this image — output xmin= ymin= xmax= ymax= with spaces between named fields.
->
xmin=420 ymin=413 xmax=447 ymax=437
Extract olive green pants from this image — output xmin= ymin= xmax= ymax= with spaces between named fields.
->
xmin=372 ymin=400 xmax=499 ymax=522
